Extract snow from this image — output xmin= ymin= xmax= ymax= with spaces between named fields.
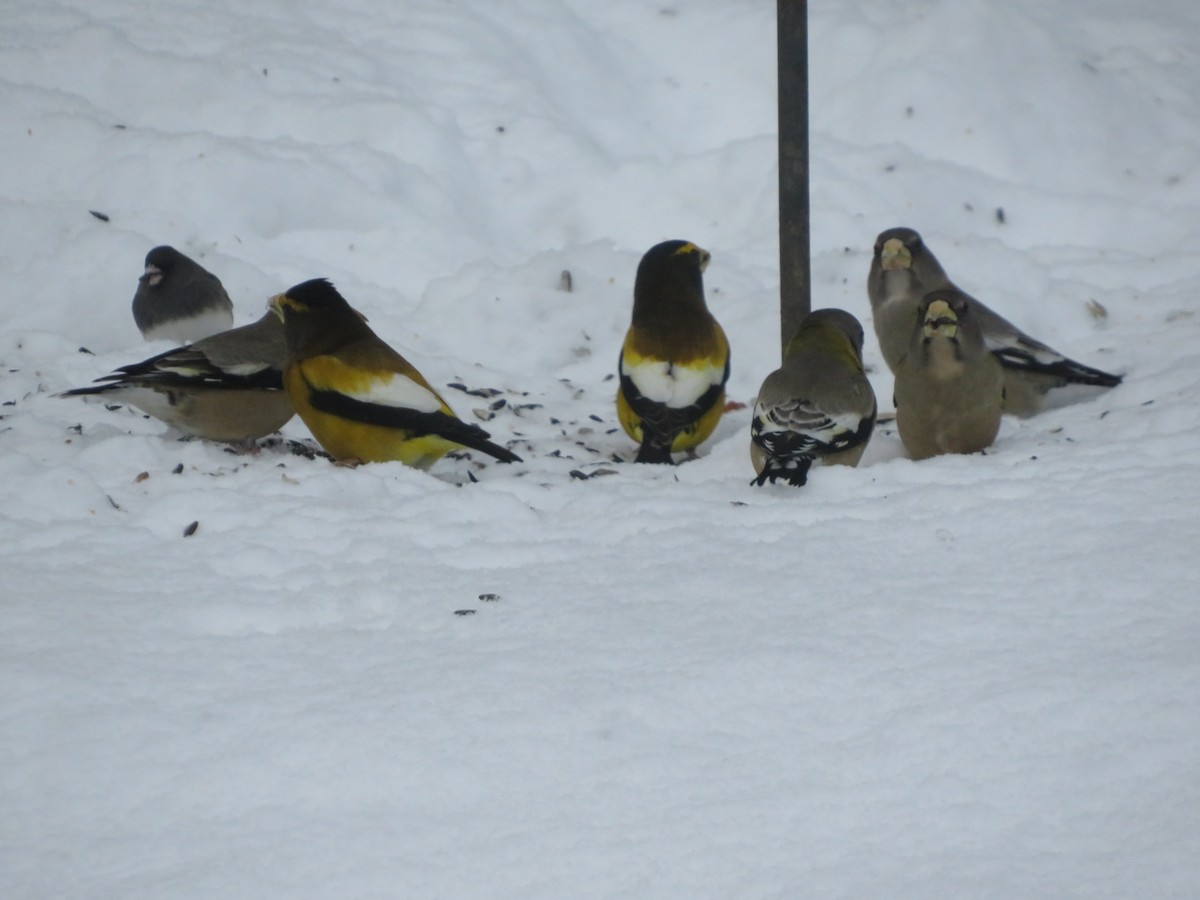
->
xmin=3 ymin=0 xmax=1200 ymax=896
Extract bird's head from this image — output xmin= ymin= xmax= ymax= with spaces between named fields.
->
xmin=269 ymin=278 xmax=353 ymax=319
xmin=632 ymin=240 xmax=711 ymax=320
xmin=269 ymin=279 xmax=373 ymax=356
xmin=786 ymin=308 xmax=866 ymax=369
xmin=639 ymin=239 xmax=710 ymax=276
xmin=874 ymin=227 xmax=921 ymax=272
xmin=920 ymin=290 xmax=967 ymax=340
xmin=141 ymin=245 xmax=184 ymax=287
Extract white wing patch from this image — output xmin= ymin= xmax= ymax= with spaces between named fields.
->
xmin=342 ymin=371 xmax=444 ymax=413
xmin=623 ymin=358 xmax=723 ymax=409
xmin=755 ymin=398 xmax=864 ymax=448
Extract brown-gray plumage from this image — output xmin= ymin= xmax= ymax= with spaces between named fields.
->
xmin=868 ymin=227 xmax=1121 ymax=417
xmin=132 ymin=245 xmax=234 ymax=343
xmin=893 ymin=288 xmax=1004 ymax=460
xmin=61 ymin=312 xmax=293 ymax=442
xmin=750 ymin=308 xmax=876 ymax=486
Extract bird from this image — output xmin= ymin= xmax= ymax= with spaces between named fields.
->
xmin=268 ymin=278 xmax=522 ymax=469
xmin=868 ymin=226 xmax=1122 ymax=416
xmin=617 ymin=240 xmax=730 ymax=463
xmin=750 ymin=308 xmax=876 ymax=487
xmin=132 ymin=245 xmax=235 ymax=343
xmin=60 ymin=312 xmax=293 ymax=443
xmin=893 ymin=288 xmax=1005 ymax=460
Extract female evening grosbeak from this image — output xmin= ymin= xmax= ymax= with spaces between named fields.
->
xmin=61 ymin=311 xmax=293 ymax=443
xmin=750 ymin=308 xmax=876 ymax=487
xmin=868 ymin=226 xmax=1121 ymax=417
xmin=893 ymin=288 xmax=1005 ymax=461
xmin=269 ymin=278 xmax=521 ymax=469
xmin=617 ymin=240 xmax=730 ymax=464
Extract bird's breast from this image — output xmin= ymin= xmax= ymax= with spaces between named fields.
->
xmin=621 ymin=353 xmax=723 ymax=408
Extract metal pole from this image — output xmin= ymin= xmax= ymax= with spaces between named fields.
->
xmin=777 ymin=0 xmax=811 ymax=354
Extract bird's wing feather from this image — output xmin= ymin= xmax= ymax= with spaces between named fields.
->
xmin=752 ymin=396 xmax=873 ymax=458
xmin=297 ymin=356 xmax=521 ymax=463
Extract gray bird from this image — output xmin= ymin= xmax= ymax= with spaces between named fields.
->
xmin=750 ymin=308 xmax=876 ymax=486
xmin=132 ymin=245 xmax=235 ymax=343
xmin=61 ymin=312 xmax=293 ymax=443
xmin=893 ymin=288 xmax=1005 ymax=461
xmin=868 ymin=227 xmax=1121 ymax=417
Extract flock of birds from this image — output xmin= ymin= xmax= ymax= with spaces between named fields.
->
xmin=61 ymin=232 xmax=1123 ymax=484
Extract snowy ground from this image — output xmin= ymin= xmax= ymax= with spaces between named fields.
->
xmin=3 ymin=1 xmax=1200 ymax=897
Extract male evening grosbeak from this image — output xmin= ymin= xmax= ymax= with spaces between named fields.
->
xmin=617 ymin=240 xmax=730 ymax=463
xmin=269 ymin=278 xmax=521 ymax=469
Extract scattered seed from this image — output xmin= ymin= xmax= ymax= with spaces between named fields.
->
xmin=183 ymin=521 xmax=199 ymax=537
xmin=134 ymin=471 xmax=149 ymax=483
xmin=172 ymin=463 xmax=184 ymax=474
xmin=88 ymin=210 xmax=110 ymax=222
xmin=995 ymin=207 xmax=1006 ymax=224
xmin=78 ymin=346 xmax=94 ymax=355
xmin=558 ymin=270 xmax=573 ymax=292
xmin=479 ymin=593 xmax=500 ymax=602
xmin=454 ymin=609 xmax=476 ymax=616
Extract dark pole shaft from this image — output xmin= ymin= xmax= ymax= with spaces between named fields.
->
xmin=777 ymin=0 xmax=810 ymax=354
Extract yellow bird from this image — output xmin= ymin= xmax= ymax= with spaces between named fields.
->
xmin=269 ymin=279 xmax=521 ymax=469
xmin=617 ymin=240 xmax=730 ymax=463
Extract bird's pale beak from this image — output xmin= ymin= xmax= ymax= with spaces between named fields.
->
xmin=879 ymin=238 xmax=912 ymax=272
xmin=923 ymin=299 xmax=958 ymax=339
xmin=142 ymin=263 xmax=163 ymax=286
xmin=268 ymin=293 xmax=288 ymax=321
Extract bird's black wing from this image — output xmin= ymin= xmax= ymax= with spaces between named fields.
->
xmin=306 ymin=387 xmax=521 ymax=463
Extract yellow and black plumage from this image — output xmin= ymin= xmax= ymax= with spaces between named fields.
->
xmin=269 ymin=278 xmax=521 ymax=469
xmin=617 ymin=240 xmax=730 ymax=464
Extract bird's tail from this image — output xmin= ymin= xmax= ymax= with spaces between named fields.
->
xmin=992 ymin=347 xmax=1122 ymax=388
xmin=456 ymin=431 xmax=523 ymax=464
xmin=57 ymin=385 xmax=110 ymax=398
xmin=750 ymin=459 xmax=812 ymax=487
xmin=635 ymin=439 xmax=675 ymax=464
